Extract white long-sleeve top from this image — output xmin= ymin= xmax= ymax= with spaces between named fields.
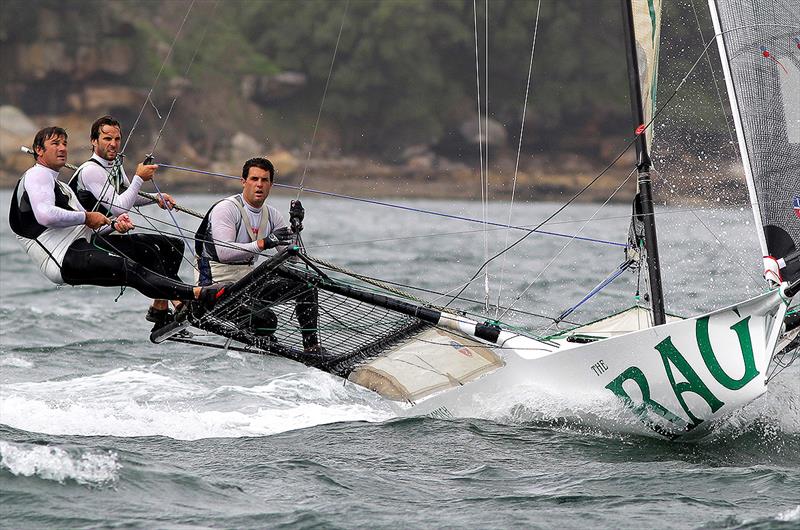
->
xmin=209 ymin=195 xmax=286 ymax=263
xmin=17 ymin=163 xmax=105 ymax=283
xmin=24 ymin=164 xmax=87 ymax=227
xmin=74 ymin=153 xmax=150 ymax=215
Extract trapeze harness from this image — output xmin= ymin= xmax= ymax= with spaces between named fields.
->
xmin=9 ymin=168 xmax=93 ymax=283
xmin=9 ymin=166 xmax=194 ymax=300
xmin=195 ymin=195 xmax=272 ymax=285
xmin=68 ymin=157 xmax=124 ymax=216
xmin=67 ymin=156 xmax=185 ymax=283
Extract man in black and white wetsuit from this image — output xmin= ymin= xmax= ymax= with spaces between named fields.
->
xmin=69 ymin=115 xmax=182 ymax=326
xmin=9 ymin=126 xmax=223 ymax=315
xmin=195 ymin=156 xmax=321 ymax=352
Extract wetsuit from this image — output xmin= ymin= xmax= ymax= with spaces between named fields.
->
xmin=9 ymin=163 xmax=194 ymax=301
xmin=67 ymin=154 xmax=185 ymax=291
xmin=68 ymin=153 xmax=152 ymax=216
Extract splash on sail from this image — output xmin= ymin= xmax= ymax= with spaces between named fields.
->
xmin=709 ymin=0 xmax=800 ymax=284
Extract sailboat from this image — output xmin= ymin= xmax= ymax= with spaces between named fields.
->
xmin=150 ymin=0 xmax=799 ymax=439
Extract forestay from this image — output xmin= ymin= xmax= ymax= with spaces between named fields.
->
xmin=709 ymin=0 xmax=800 ymax=283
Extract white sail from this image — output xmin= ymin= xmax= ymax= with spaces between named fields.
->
xmin=708 ymin=0 xmax=800 ymax=284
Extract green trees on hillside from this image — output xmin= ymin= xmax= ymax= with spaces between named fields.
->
xmin=234 ymin=0 xmax=636 ymax=154
xmin=1 ymin=0 xmax=730 ymax=160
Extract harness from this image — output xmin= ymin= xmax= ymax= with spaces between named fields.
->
xmin=195 ymin=195 xmax=271 ymax=285
xmin=9 ymin=175 xmax=75 ymax=239
xmin=68 ymin=157 xmax=125 ymax=216
xmin=9 ymin=171 xmax=91 ymax=282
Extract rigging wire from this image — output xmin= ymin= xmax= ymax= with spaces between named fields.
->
xmin=141 ymin=0 xmax=221 ymax=260
xmin=472 ymin=0 xmax=490 ymax=311
xmin=74 ymin=0 xmax=201 ymax=289
xmin=122 ymin=0 xmax=196 ymax=154
xmin=681 ymin=0 xmax=762 ymax=289
xmin=122 ymin=211 xmax=574 ymax=327
xmin=652 ymin=168 xmax=763 ymax=288
xmin=89 ymin=0 xmax=219 ymax=278
xmin=688 ymin=0 xmax=740 ymax=162
xmin=295 ymin=0 xmax=350 ymax=200
xmin=442 ymin=137 xmax=640 ymax=309
xmin=483 ymin=0 xmax=490 ymax=313
xmin=496 ymin=0 xmax=542 ymax=318
xmin=443 ymin=22 xmax=794 ymax=311
xmin=156 ymin=163 xmax=628 ymax=247
xmin=502 ymin=168 xmax=636 ymax=325
xmin=124 ymin=194 xmax=715 ymax=257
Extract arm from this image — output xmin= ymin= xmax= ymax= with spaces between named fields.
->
xmin=24 ymin=169 xmax=86 ymax=227
xmin=209 ymin=201 xmax=261 ymax=263
xmin=80 ymin=163 xmax=145 ymax=216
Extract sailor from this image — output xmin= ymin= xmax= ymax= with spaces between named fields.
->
xmin=195 ymin=156 xmax=322 ymax=352
xmin=9 ymin=126 xmax=224 ymax=315
xmin=68 ymin=115 xmax=183 ymax=328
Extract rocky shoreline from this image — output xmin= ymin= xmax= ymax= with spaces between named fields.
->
xmin=0 ymin=105 xmax=745 ymax=204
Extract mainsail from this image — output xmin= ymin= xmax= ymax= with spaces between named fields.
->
xmin=709 ymin=0 xmax=800 ymax=284
xmin=631 ymin=0 xmax=663 ymax=152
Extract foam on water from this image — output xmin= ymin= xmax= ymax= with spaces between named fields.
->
xmin=707 ymin=366 xmax=800 ymax=442
xmin=470 ymin=381 xmax=656 ymax=438
xmin=0 ymin=354 xmax=34 ymax=368
xmin=0 ymin=440 xmax=119 ymax=486
xmin=413 ymin=362 xmax=800 ymax=441
xmin=0 ymin=367 xmax=396 ymax=440
xmin=776 ymin=505 xmax=800 ymax=522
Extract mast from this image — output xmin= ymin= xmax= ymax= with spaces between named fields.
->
xmin=621 ymin=0 xmax=666 ymax=326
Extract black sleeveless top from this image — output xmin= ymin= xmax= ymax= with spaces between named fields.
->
xmin=67 ymin=158 xmax=122 ymax=217
xmin=9 ymin=176 xmax=75 ymax=239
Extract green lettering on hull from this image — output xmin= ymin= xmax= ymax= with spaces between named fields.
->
xmin=655 ymin=337 xmax=724 ymax=426
xmin=605 ymin=366 xmax=689 ymax=434
xmin=697 ymin=315 xmax=759 ymax=390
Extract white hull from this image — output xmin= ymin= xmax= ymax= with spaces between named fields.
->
xmin=394 ymin=289 xmax=790 ymax=439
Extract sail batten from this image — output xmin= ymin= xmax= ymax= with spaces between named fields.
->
xmin=708 ymin=0 xmax=800 ymax=284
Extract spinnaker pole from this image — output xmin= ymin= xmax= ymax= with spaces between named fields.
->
xmin=621 ymin=0 xmax=666 ymax=326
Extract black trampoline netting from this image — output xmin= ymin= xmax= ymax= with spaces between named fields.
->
xmin=183 ymin=250 xmax=431 ymax=376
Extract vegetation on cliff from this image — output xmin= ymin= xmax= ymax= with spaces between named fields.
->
xmin=1 ymin=0 xmax=742 ymax=201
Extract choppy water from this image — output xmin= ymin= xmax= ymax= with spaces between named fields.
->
xmin=1 ymin=191 xmax=798 ymax=529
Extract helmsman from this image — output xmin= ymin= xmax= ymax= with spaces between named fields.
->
xmin=195 ymin=157 xmax=322 ymax=352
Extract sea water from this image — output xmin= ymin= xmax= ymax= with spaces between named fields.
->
xmin=1 ymin=191 xmax=798 ymax=529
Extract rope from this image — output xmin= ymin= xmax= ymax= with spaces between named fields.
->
xmin=306 ymin=255 xmax=575 ymax=326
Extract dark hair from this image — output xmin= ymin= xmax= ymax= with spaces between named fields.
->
xmin=241 ymin=157 xmax=275 ymax=182
xmin=90 ymin=115 xmax=121 ymax=141
xmin=31 ymin=126 xmax=67 ymax=159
